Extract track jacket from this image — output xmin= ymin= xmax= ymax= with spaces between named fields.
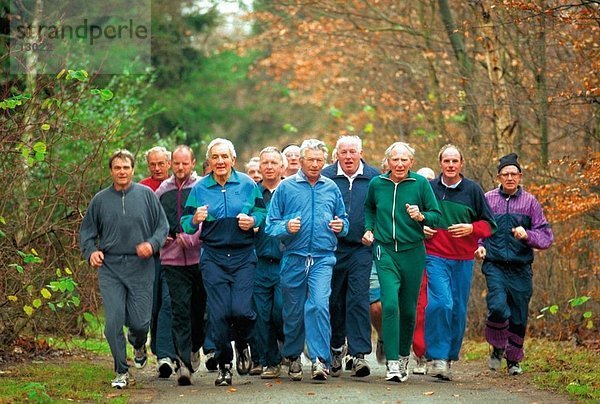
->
xmin=483 ymin=186 xmax=553 ymax=265
xmin=181 ymin=169 xmax=266 ymax=249
xmin=425 ymin=174 xmax=496 ymax=260
xmin=364 ymin=171 xmax=441 ymax=252
xmin=321 ymin=160 xmax=380 ymax=253
xmin=266 ymin=170 xmax=349 ymax=257
xmin=156 ymin=173 xmax=201 ymax=266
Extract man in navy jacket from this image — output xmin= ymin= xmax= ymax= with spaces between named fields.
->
xmin=322 ymin=136 xmax=380 ymax=378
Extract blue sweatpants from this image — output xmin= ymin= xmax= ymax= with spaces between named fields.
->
xmin=483 ymin=261 xmax=532 ymax=362
xmin=150 ymin=261 xmax=177 ymax=362
xmin=281 ymin=254 xmax=335 ymax=367
xmin=98 ymin=254 xmax=155 ymax=374
xmin=253 ymin=257 xmax=283 ymax=367
xmin=329 ymin=247 xmax=372 ymax=356
xmin=425 ymin=255 xmax=474 ymax=361
xmin=201 ymin=247 xmax=257 ymax=367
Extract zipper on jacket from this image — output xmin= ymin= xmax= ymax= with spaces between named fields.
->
xmin=121 ymin=191 xmax=126 ymax=215
xmin=309 ymin=185 xmax=315 ymax=253
xmin=392 ymin=182 xmax=398 ymax=252
xmin=504 ymin=194 xmax=511 ymax=260
xmin=222 ymin=186 xmax=227 ymax=216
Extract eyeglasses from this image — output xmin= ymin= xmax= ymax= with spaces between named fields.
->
xmin=498 ymin=172 xmax=522 ymax=179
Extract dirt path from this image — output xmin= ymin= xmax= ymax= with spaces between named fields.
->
xmin=125 ymin=352 xmax=571 ymax=403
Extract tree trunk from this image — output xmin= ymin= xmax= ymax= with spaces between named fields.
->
xmin=473 ymin=0 xmax=517 ymax=155
xmin=437 ymin=0 xmax=480 ymax=145
xmin=419 ymin=1 xmax=447 ymax=150
xmin=536 ymin=0 xmax=549 ymax=165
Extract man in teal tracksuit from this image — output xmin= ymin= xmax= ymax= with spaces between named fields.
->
xmin=181 ymin=138 xmax=266 ymax=387
xmin=363 ymin=142 xmax=440 ymax=383
xmin=267 ymin=139 xmax=349 ymax=382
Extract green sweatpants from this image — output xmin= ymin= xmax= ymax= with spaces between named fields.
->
xmin=374 ymin=242 xmax=425 ymax=359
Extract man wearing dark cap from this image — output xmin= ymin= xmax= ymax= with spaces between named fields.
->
xmin=475 ymin=153 xmax=553 ymax=376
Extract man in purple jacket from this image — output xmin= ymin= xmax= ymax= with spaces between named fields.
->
xmin=475 ymin=153 xmax=553 ymax=376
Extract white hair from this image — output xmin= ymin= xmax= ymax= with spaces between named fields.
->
xmin=299 ymin=139 xmax=328 ymax=161
xmin=384 ymin=142 xmax=415 ymax=160
xmin=206 ymin=138 xmax=236 ymax=160
xmin=416 ymin=167 xmax=435 ymax=180
xmin=335 ymin=135 xmax=362 ymax=151
xmin=145 ymin=146 xmax=171 ymax=161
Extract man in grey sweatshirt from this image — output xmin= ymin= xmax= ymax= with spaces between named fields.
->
xmin=80 ymin=149 xmax=169 ymax=389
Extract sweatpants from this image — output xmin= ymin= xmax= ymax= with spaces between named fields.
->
xmin=329 ymin=247 xmax=372 ymax=356
xmin=150 ymin=257 xmax=176 ymax=361
xmin=483 ymin=261 xmax=532 ymax=363
xmin=412 ymin=272 xmax=428 ymax=358
xmin=374 ymin=243 xmax=425 ymax=359
xmin=253 ymin=257 xmax=283 ymax=367
xmin=163 ymin=264 xmax=206 ymax=371
xmin=201 ymin=246 xmax=257 ymax=367
xmin=98 ymin=254 xmax=155 ymax=374
xmin=425 ymin=255 xmax=473 ymax=361
xmin=281 ymin=254 xmax=335 ymax=367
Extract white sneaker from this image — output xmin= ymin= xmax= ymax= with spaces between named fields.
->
xmin=111 ymin=372 xmax=131 ymax=389
xmin=430 ymin=359 xmax=451 ymax=381
xmin=398 ymin=356 xmax=409 ymax=382
xmin=385 ymin=360 xmax=401 ymax=382
xmin=191 ymin=350 xmax=201 ymax=373
xmin=177 ymin=366 xmax=192 ymax=386
xmin=412 ymin=355 xmax=428 ymax=375
xmin=311 ymin=359 xmax=329 ymax=381
xmin=157 ymin=357 xmax=175 ymax=378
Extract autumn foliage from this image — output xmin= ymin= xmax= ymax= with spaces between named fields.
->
xmin=242 ymin=0 xmax=599 ymax=342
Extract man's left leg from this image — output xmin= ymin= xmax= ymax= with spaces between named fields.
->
xmin=344 ymin=248 xmax=372 ymax=377
xmin=448 ymin=259 xmax=474 ymax=361
xmin=305 ymin=255 xmax=335 ymax=380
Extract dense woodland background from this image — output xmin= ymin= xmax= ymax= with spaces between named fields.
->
xmin=0 ymin=0 xmax=598 ymax=352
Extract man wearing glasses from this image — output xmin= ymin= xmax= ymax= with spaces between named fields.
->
xmin=475 ymin=153 xmax=553 ymax=376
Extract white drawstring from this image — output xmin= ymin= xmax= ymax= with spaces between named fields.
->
xmin=304 ymin=255 xmax=314 ymax=275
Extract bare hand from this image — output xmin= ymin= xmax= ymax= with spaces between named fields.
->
xmin=89 ymin=250 xmax=104 ymax=268
xmin=287 ymin=217 xmax=301 ymax=233
xmin=329 ymin=216 xmax=344 ymax=233
xmin=362 ymin=230 xmax=374 ymax=246
xmin=136 ymin=242 xmax=154 ymax=259
xmin=193 ymin=205 xmax=208 ymax=225
xmin=448 ymin=223 xmax=474 ymax=238
xmin=423 ymin=225 xmax=437 ymax=239
xmin=474 ymin=246 xmax=486 ymax=260
xmin=237 ymin=213 xmax=256 ymax=231
xmin=405 ymin=204 xmax=424 ymax=222
xmin=175 ymin=233 xmax=189 ymax=248
xmin=512 ymin=226 xmax=528 ymax=240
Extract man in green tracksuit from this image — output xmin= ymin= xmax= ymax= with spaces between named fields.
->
xmin=363 ymin=142 xmax=440 ymax=383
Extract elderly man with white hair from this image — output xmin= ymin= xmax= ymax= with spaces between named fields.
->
xmin=362 ymin=142 xmax=441 ymax=383
xmin=181 ymin=138 xmax=267 ymax=387
xmin=321 ymin=135 xmax=380 ymax=378
xmin=266 ymin=139 xmax=349 ymax=382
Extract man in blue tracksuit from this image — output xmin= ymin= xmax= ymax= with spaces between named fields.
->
xmin=321 ymin=135 xmax=380 ymax=378
xmin=266 ymin=139 xmax=349 ymax=382
xmin=181 ymin=138 xmax=266 ymax=387
xmin=253 ymin=147 xmax=286 ymax=379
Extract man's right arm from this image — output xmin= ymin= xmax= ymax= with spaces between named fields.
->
xmin=181 ymin=187 xmax=201 ymax=234
xmin=79 ymin=198 xmax=99 ymax=263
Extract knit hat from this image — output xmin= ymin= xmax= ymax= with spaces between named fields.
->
xmin=497 ymin=153 xmax=521 ymax=173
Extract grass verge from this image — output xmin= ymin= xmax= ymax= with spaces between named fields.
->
xmin=463 ymin=338 xmax=599 ymax=403
xmin=0 ymin=327 xmax=134 ymax=403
